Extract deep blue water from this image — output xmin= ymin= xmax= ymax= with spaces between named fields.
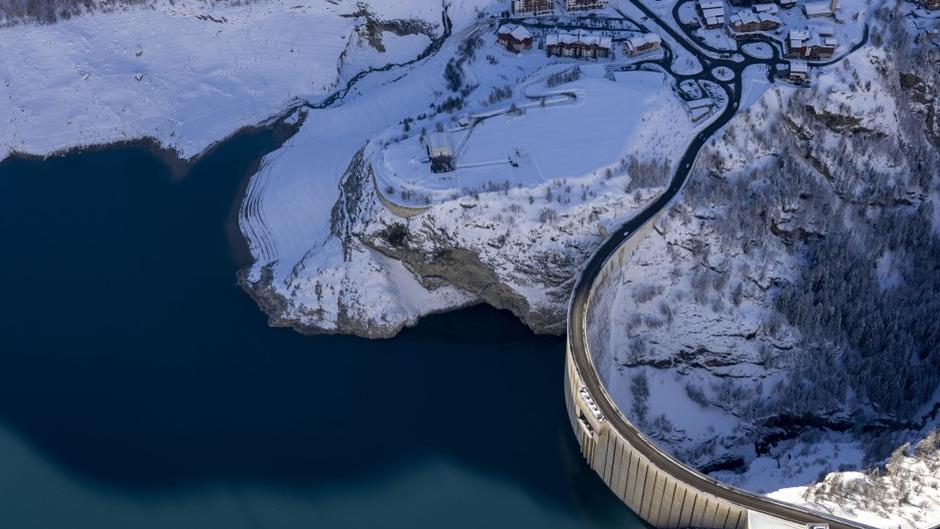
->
xmin=0 ymin=130 xmax=645 ymax=529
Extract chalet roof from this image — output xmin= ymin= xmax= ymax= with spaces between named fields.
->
xmin=729 ymin=10 xmax=781 ymax=28
xmin=546 ymin=30 xmax=612 ymax=49
xmin=498 ymin=24 xmax=533 ymax=41
xmin=698 ymin=0 xmax=725 ymax=10
xmin=752 ymin=3 xmax=779 ymax=13
xmin=789 ymin=60 xmax=809 ymax=74
xmin=803 ymin=0 xmax=834 ymax=16
xmin=703 ymin=7 xmax=726 ymax=18
xmin=625 ymin=33 xmax=662 ymax=49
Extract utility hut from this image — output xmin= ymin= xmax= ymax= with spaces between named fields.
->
xmin=787 ymin=60 xmax=809 ymax=84
xmin=624 ymin=33 xmax=662 ymax=56
xmin=497 ymin=24 xmax=534 ymax=52
xmin=428 ymin=132 xmax=455 ymax=173
xmin=696 ymin=0 xmax=727 ymax=29
xmin=546 ymin=30 xmax=613 ymax=59
xmin=565 ymin=0 xmax=608 ymax=11
xmin=512 ymin=0 xmax=555 ymax=16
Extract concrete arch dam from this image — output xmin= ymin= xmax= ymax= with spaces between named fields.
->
xmin=562 ymin=114 xmax=876 ymax=529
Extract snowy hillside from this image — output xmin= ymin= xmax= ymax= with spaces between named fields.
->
xmin=237 ymin=7 xmax=712 ymax=337
xmin=0 ymin=0 xmax=447 ymax=162
xmin=587 ymin=4 xmax=940 ymax=528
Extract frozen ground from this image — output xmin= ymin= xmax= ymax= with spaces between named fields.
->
xmin=0 ymin=0 xmax=447 ymax=162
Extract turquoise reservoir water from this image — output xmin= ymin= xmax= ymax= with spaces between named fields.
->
xmin=0 ymin=129 xmax=645 ymax=529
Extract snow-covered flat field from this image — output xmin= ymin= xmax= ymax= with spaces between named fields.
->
xmin=0 ymin=0 xmax=445 ymax=162
xmin=374 ymin=70 xmax=686 ymax=203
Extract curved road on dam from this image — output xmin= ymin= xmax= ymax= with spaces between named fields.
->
xmin=565 ymin=2 xmax=876 ymax=529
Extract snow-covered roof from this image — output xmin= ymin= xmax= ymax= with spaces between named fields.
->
xmin=729 ymin=11 xmax=780 ymax=29
xmin=789 ymin=60 xmax=809 ymax=74
xmin=429 ymin=132 xmax=453 ymax=155
xmin=498 ymin=23 xmax=533 ymax=42
xmin=705 ymin=15 xmax=724 ymax=26
xmin=546 ymin=30 xmax=612 ymax=49
xmin=752 ymin=3 xmax=779 ymax=13
xmin=815 ymin=23 xmax=835 ymax=36
xmin=698 ymin=0 xmax=725 ymax=10
xmin=625 ymin=33 xmax=662 ymax=49
xmin=789 ymin=28 xmax=811 ymax=41
xmin=803 ymin=0 xmax=834 ymax=16
xmin=703 ymin=7 xmax=725 ymax=18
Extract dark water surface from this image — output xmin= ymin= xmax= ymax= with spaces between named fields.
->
xmin=0 ymin=130 xmax=645 ymax=529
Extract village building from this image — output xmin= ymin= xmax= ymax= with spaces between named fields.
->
xmin=497 ymin=24 xmax=534 ymax=52
xmin=696 ymin=0 xmax=727 ymax=29
xmin=512 ymin=0 xmax=555 ymax=16
xmin=787 ymin=28 xmax=837 ymax=59
xmin=728 ymin=11 xmax=782 ymax=34
xmin=802 ymin=0 xmax=838 ymax=17
xmin=545 ymin=30 xmax=613 ymax=59
xmin=624 ymin=33 xmax=662 ymax=56
xmin=428 ymin=132 xmax=455 ymax=173
xmin=787 ymin=60 xmax=810 ymax=84
xmin=776 ymin=0 xmax=797 ymax=8
xmin=921 ymin=0 xmax=940 ymax=10
xmin=565 ymin=0 xmax=609 ymax=11
xmin=752 ymin=3 xmax=780 ymax=14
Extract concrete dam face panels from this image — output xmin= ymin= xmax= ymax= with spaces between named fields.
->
xmin=565 ymin=352 xmax=748 ymax=529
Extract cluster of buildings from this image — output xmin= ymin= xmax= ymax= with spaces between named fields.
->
xmin=696 ymin=0 xmax=727 ymax=29
xmin=728 ymin=9 xmax=782 ymax=35
xmin=546 ymin=30 xmax=614 ymax=58
xmin=497 ymin=23 xmax=622 ymax=59
xmin=787 ymin=27 xmax=837 ymax=59
xmin=697 ymin=0 xmax=839 ymax=32
xmin=511 ymin=0 xmax=609 ymax=16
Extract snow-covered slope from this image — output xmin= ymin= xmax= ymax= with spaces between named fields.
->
xmin=237 ymin=14 xmax=710 ymax=337
xmin=0 ymin=0 xmax=447 ymax=162
xmin=587 ymin=5 xmax=940 ymax=528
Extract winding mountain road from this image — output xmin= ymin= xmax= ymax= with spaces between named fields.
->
xmin=564 ymin=2 xmax=877 ymax=529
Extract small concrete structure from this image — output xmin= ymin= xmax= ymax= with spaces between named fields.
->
xmin=624 ymin=33 xmax=662 ymax=56
xmin=497 ymin=24 xmax=534 ymax=53
xmin=427 ymin=132 xmax=455 ymax=173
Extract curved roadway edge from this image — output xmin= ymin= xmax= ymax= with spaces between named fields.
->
xmin=562 ymin=30 xmax=878 ymax=529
